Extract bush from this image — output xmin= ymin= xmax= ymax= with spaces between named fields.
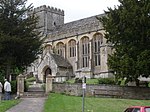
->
xmin=24 ymin=80 xmax=29 ymax=92
xmin=74 ymin=78 xmax=82 ymax=83
xmin=98 ymin=78 xmax=116 ymax=85
xmin=0 ymin=71 xmax=5 ymax=84
xmin=10 ymin=80 xmax=17 ymax=94
xmin=65 ymin=79 xmax=75 ymax=84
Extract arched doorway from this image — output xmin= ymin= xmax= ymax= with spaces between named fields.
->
xmin=43 ymin=67 xmax=51 ymax=83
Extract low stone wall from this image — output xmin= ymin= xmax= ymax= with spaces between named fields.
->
xmin=52 ymin=83 xmax=150 ymax=100
xmin=52 ymin=83 xmax=82 ymax=96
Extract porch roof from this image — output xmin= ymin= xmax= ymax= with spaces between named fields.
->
xmin=51 ymin=53 xmax=72 ymax=68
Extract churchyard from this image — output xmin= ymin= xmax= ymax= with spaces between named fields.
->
xmin=1 ymin=92 xmax=150 ymax=112
xmin=44 ymin=93 xmax=150 ymax=112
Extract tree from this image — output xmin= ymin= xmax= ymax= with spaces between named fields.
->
xmin=100 ymin=0 xmax=150 ymax=85
xmin=0 ymin=0 xmax=42 ymax=79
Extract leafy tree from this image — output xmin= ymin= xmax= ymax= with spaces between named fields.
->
xmin=0 ymin=0 xmax=42 ymax=79
xmin=100 ymin=0 xmax=150 ymax=85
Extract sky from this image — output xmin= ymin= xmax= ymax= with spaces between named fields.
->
xmin=27 ymin=0 xmax=120 ymax=23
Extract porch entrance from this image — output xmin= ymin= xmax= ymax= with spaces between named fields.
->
xmin=43 ymin=68 xmax=51 ymax=83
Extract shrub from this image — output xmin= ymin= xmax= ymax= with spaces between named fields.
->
xmin=74 ymin=78 xmax=82 ymax=83
xmin=0 ymin=71 xmax=5 ymax=84
xmin=24 ymin=80 xmax=29 ymax=92
xmin=98 ymin=78 xmax=116 ymax=85
xmin=10 ymin=80 xmax=17 ymax=94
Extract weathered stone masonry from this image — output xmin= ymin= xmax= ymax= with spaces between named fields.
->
xmin=53 ymin=83 xmax=150 ymax=100
xmin=27 ymin=5 xmax=113 ymax=82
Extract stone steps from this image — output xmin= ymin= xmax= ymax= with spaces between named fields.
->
xmin=22 ymin=91 xmax=46 ymax=98
xmin=22 ymin=83 xmax=46 ymax=98
xmin=28 ymin=87 xmax=44 ymax=92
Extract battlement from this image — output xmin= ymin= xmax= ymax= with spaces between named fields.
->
xmin=30 ymin=5 xmax=64 ymax=16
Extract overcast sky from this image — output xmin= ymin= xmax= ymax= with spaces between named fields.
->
xmin=27 ymin=0 xmax=120 ymax=23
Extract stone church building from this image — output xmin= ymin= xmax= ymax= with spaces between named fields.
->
xmin=27 ymin=5 xmax=113 ymax=82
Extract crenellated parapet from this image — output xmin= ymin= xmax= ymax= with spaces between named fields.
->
xmin=28 ymin=5 xmax=65 ymax=33
xmin=29 ymin=5 xmax=64 ymax=16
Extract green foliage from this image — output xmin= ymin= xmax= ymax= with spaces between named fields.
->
xmin=0 ymin=70 xmax=5 ymax=83
xmin=117 ymin=78 xmax=126 ymax=86
xmin=136 ymin=50 xmax=150 ymax=77
xmin=65 ymin=79 xmax=75 ymax=84
xmin=13 ymin=67 xmax=22 ymax=75
xmin=86 ymin=78 xmax=99 ymax=84
xmin=24 ymin=80 xmax=29 ymax=92
xmin=0 ymin=0 xmax=42 ymax=77
xmin=10 ymin=80 xmax=17 ymax=94
xmin=74 ymin=78 xmax=82 ymax=83
xmin=24 ymin=77 xmax=37 ymax=91
xmin=98 ymin=78 xmax=116 ymax=85
xmin=99 ymin=0 xmax=150 ymax=85
xmin=26 ymin=77 xmax=36 ymax=82
xmin=66 ymin=78 xmax=99 ymax=84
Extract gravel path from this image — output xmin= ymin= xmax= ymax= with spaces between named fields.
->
xmin=6 ymin=98 xmax=46 ymax=112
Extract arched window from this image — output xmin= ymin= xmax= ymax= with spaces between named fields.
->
xmin=81 ymin=37 xmax=89 ymax=67
xmin=93 ymin=33 xmax=103 ymax=66
xmin=68 ymin=39 xmax=76 ymax=57
xmin=56 ymin=42 xmax=65 ymax=57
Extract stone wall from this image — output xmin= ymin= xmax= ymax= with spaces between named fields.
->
xmin=52 ymin=83 xmax=150 ymax=100
xmin=28 ymin=5 xmax=64 ymax=33
xmin=53 ymin=83 xmax=82 ymax=96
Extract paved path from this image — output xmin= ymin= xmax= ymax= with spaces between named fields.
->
xmin=6 ymin=98 xmax=46 ymax=112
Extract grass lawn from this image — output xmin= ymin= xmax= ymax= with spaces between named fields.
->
xmin=44 ymin=93 xmax=150 ymax=112
xmin=66 ymin=78 xmax=99 ymax=84
xmin=0 ymin=99 xmax=21 ymax=112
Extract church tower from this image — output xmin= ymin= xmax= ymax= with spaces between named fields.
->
xmin=29 ymin=5 xmax=64 ymax=34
